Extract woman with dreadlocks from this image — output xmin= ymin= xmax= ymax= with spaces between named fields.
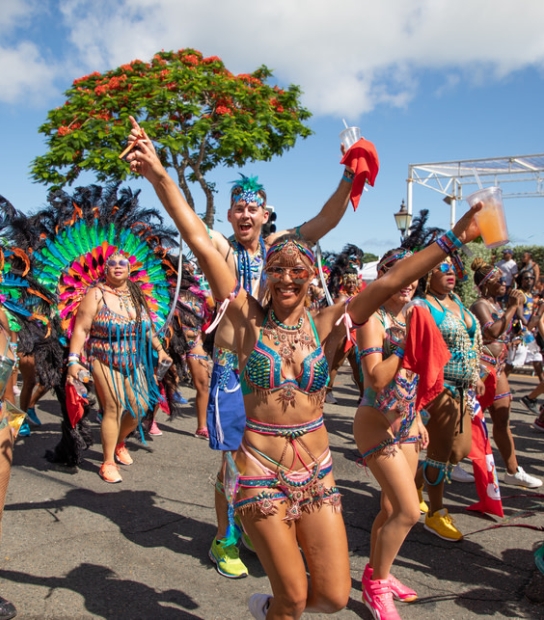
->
xmin=127 ymin=119 xmax=482 ymax=620
xmin=470 ymin=257 xmax=541 ymax=488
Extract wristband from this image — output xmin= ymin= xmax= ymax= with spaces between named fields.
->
xmin=445 ymin=229 xmax=463 ymax=249
xmin=67 ymin=361 xmax=81 ymax=367
xmin=342 ymin=168 xmax=355 ymax=183
xmin=393 ymin=347 xmax=405 ymax=359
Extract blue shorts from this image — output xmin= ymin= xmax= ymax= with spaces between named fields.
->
xmin=206 ymin=361 xmax=246 ymax=451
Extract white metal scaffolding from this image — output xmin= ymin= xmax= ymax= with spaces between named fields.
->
xmin=407 ymin=153 xmax=544 ymax=227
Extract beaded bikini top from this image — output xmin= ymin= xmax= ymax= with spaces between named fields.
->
xmin=241 ymin=310 xmax=329 ymax=408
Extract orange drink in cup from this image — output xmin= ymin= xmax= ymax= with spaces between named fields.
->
xmin=465 ymin=186 xmax=509 ymax=249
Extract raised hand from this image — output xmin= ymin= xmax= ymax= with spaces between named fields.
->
xmin=451 ymin=203 xmax=483 ymax=244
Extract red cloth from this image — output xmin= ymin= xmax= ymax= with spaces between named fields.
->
xmin=467 ymin=401 xmax=504 ymax=517
xmin=477 ymin=367 xmax=497 ymax=411
xmin=340 ymin=138 xmax=379 ymax=211
xmin=65 ymin=383 xmax=88 ymax=428
xmin=158 ymin=381 xmax=171 ymax=415
xmin=402 ymin=306 xmax=451 ymax=411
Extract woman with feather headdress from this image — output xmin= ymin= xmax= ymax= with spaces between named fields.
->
xmin=15 ymin=184 xmax=177 ymax=482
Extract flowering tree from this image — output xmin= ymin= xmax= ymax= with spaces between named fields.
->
xmin=31 ymin=49 xmax=312 ymax=226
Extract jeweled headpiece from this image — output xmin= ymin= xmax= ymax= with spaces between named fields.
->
xmin=230 ymin=174 xmax=266 ymax=207
xmin=266 ymin=238 xmax=315 ymax=268
xmin=476 ymin=266 xmax=500 ymax=290
xmin=377 ymin=249 xmax=413 ymax=273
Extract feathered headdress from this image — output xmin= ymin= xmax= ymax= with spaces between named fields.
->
xmin=230 ymin=174 xmax=266 ymax=207
xmin=16 ymin=184 xmax=179 ymax=337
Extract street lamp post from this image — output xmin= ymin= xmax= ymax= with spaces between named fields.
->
xmin=393 ymin=200 xmax=412 ymax=240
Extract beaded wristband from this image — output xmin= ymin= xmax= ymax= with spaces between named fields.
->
xmin=342 ymin=173 xmax=354 ymax=184
xmin=67 ymin=360 xmax=82 ymax=367
xmin=445 ymin=229 xmax=463 ymax=249
xmin=393 ymin=347 xmax=405 ymax=359
xmin=436 ymin=230 xmax=462 ymax=255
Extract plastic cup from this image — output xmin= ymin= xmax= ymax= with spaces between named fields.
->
xmin=339 ymin=126 xmax=361 ymax=150
xmin=465 ymin=186 xmax=509 ymax=249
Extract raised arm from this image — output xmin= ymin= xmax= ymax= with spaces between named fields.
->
xmin=126 ymin=118 xmax=237 ymax=304
xmin=346 ymin=207 xmax=482 ymax=327
xmin=266 ymin=166 xmax=353 ymax=246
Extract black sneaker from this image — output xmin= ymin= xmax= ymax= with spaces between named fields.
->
xmin=0 ymin=596 xmax=16 ymax=620
xmin=521 ymin=396 xmax=538 ymax=413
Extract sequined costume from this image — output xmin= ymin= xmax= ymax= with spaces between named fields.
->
xmin=235 ymin=416 xmax=341 ymax=520
xmin=359 ymin=307 xmax=419 ymax=462
xmin=87 ymin=288 xmax=159 ymax=419
xmin=241 ymin=310 xmax=329 ymax=409
xmin=421 ymin=295 xmax=481 ymax=399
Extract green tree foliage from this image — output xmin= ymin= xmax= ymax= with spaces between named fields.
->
xmin=31 ymin=49 xmax=313 ymax=227
xmin=455 ymin=242 xmax=493 ymax=307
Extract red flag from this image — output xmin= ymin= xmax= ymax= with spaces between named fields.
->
xmin=65 ymin=383 xmax=88 ymax=428
xmin=467 ymin=401 xmax=504 ymax=518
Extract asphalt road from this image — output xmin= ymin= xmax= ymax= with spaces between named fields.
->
xmin=1 ymin=367 xmax=543 ymax=619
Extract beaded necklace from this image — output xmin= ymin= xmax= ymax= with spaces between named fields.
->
xmin=262 ymin=310 xmax=313 ymax=365
xmin=102 ymin=284 xmax=135 ymax=316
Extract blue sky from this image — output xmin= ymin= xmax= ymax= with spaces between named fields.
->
xmin=1 ymin=0 xmax=544 ymax=256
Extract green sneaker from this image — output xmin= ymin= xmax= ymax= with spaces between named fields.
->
xmin=209 ymin=538 xmax=248 ymax=579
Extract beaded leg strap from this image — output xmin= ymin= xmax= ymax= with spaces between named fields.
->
xmin=205 ymin=282 xmax=241 ymax=334
xmin=423 ymin=458 xmax=453 ymax=486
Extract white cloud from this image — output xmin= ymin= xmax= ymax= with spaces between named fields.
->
xmin=0 ymin=42 xmax=57 ymax=103
xmin=4 ymin=0 xmax=544 ymax=114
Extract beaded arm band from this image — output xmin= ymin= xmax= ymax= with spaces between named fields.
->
xmin=205 ymin=282 xmax=242 ymax=334
xmin=436 ymin=230 xmax=466 ymax=281
xmin=360 ymin=346 xmax=384 ymax=357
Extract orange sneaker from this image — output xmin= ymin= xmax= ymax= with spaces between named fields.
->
xmin=99 ymin=461 xmax=122 ymax=483
xmin=114 ymin=442 xmax=133 ymax=466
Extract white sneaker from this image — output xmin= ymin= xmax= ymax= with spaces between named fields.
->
xmin=248 ymin=594 xmax=271 ymax=620
xmin=451 ymin=463 xmax=475 ymax=483
xmin=503 ymin=466 xmax=542 ymax=489
xmin=325 ymin=392 xmax=337 ymax=404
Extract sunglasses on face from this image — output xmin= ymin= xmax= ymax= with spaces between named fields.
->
xmin=265 ymin=266 xmax=312 ymax=282
xmin=436 ymin=262 xmax=455 ymax=274
xmin=107 ymin=258 xmax=130 ymax=268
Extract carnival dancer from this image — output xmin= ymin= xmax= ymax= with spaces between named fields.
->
xmin=126 ymin=120 xmax=482 ymax=620
xmin=127 ymin=121 xmax=369 ymax=578
xmin=0 ymin=307 xmax=17 ymax=620
xmin=19 ymin=184 xmax=177 ymax=479
xmin=354 ymin=248 xmax=429 ymax=619
xmin=416 ymin=256 xmax=484 ymax=541
xmin=471 ymin=258 xmax=542 ymax=488
xmin=67 ymin=252 xmax=172 ymax=482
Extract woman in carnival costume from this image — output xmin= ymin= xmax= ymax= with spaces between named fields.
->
xmin=0 ymin=306 xmax=18 ymax=620
xmin=470 ymin=258 xmax=542 ymax=488
xmin=126 ymin=119 xmax=482 ymax=620
xmin=413 ymin=220 xmax=484 ymax=542
xmin=160 ymin=258 xmax=213 ymax=438
xmin=25 ymin=184 xmax=176 ymax=482
xmin=324 ymin=244 xmax=366 ymax=404
xmin=353 ymin=246 xmax=430 ymax=620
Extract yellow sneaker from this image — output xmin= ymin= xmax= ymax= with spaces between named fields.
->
xmin=424 ymin=508 xmax=463 ymax=541
xmin=418 ymin=487 xmax=429 ymax=514
xmin=209 ymin=538 xmax=248 ymax=579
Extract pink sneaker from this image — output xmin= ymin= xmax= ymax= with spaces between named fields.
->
xmin=149 ymin=419 xmax=163 ymax=436
xmin=362 ymin=564 xmax=417 ymax=603
xmin=363 ymin=578 xmax=401 ymax=620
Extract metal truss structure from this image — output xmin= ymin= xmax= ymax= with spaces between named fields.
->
xmin=407 ymin=153 xmax=544 ymax=226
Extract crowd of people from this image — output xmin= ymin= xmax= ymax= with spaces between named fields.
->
xmin=0 ymin=119 xmax=542 ymax=620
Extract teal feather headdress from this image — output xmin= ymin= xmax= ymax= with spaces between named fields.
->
xmin=230 ymin=174 xmax=265 ymax=207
